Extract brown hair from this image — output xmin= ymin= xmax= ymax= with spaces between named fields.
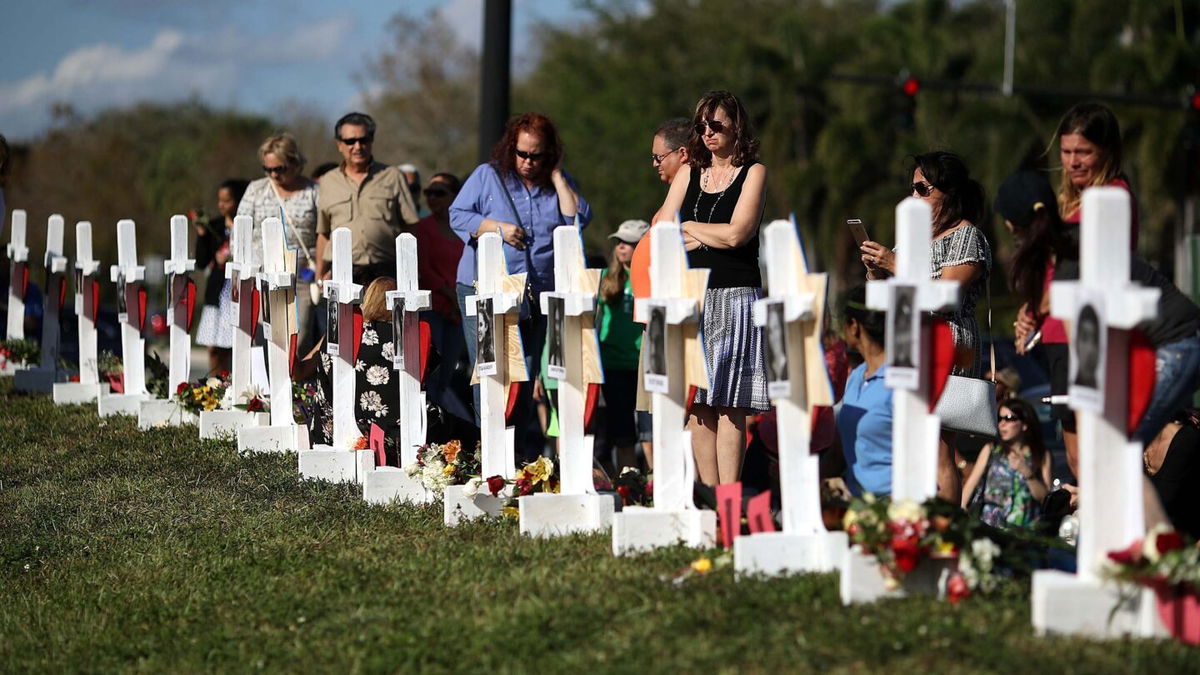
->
xmin=362 ymin=277 xmax=397 ymax=322
xmin=598 ymin=244 xmax=629 ymax=305
xmin=1053 ymin=102 xmax=1123 ymax=219
xmin=686 ymin=90 xmax=760 ymax=170
xmin=490 ymin=112 xmax=563 ymax=187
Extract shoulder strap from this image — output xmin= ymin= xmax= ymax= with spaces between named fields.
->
xmin=494 ymin=166 xmax=524 ymax=230
xmin=269 ymin=181 xmax=316 ymax=268
xmin=986 ymin=275 xmax=995 ymax=383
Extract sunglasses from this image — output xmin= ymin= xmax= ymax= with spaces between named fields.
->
xmin=911 ymin=181 xmax=934 ymax=197
xmin=651 ymin=147 xmax=681 ymax=165
xmin=423 ymin=187 xmax=452 ymax=198
xmin=998 ymin=413 xmax=1021 ymax=423
xmin=694 ymin=119 xmax=727 ymax=135
xmin=515 ymin=149 xmax=546 ymax=161
xmin=337 ymin=135 xmax=373 ymax=146
xmin=262 ymin=165 xmax=288 ymax=175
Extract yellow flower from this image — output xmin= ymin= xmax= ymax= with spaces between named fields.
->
xmin=442 ymin=464 xmax=456 ymax=477
xmin=934 ymin=540 xmax=956 ymax=555
xmin=501 ymin=505 xmax=520 ymax=520
xmin=690 ymin=557 xmax=713 ymax=574
xmin=526 ymin=456 xmax=554 ymax=484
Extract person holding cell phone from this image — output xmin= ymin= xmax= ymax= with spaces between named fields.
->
xmin=653 ymin=90 xmax=769 ymax=486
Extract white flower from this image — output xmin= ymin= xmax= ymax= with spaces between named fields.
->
xmin=887 ymin=499 xmax=924 ymax=524
xmin=970 ymin=538 xmax=1000 ymax=566
xmin=366 ymin=365 xmax=390 ymax=386
xmin=239 ymin=384 xmax=264 ymax=403
xmin=403 ymin=462 xmax=421 ymax=477
xmin=360 ymin=390 xmax=383 ymax=412
xmin=462 ymin=476 xmax=483 ymax=498
xmin=206 ymin=377 xmax=222 ymax=388
xmin=381 ymin=342 xmax=395 ymax=362
xmin=420 ymin=458 xmax=450 ymax=494
xmin=355 ymin=359 xmax=366 ymax=372
xmin=361 ymin=327 xmax=379 ymax=345
xmin=1142 ymin=523 xmax=1174 ymax=563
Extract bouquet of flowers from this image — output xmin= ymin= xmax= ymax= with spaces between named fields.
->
xmin=611 ymin=467 xmax=652 ymax=506
xmin=1105 ymin=525 xmax=1200 ymax=591
xmin=844 ymin=494 xmax=998 ymax=601
xmin=233 ymin=384 xmax=268 ymax=413
xmin=0 ymin=339 xmax=39 ymax=367
xmin=292 ymin=380 xmax=320 ymax=425
xmin=403 ymin=440 xmax=479 ymax=496
xmin=175 ymin=372 xmax=230 ymax=413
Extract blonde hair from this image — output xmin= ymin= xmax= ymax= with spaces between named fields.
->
xmin=1052 ymin=103 xmax=1123 ymax=219
xmin=361 ymin=277 xmax=396 ymax=322
xmin=258 ymin=133 xmax=306 ymax=170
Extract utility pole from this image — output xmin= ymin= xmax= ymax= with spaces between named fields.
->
xmin=1002 ymin=0 xmax=1016 ymax=97
xmin=479 ymin=0 xmax=512 ymax=164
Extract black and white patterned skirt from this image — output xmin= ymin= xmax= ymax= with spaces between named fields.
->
xmin=698 ymin=286 xmax=770 ymax=411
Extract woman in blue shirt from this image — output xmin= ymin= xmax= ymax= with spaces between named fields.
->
xmin=836 ymin=286 xmax=893 ymax=496
xmin=449 ymin=112 xmax=591 ymax=460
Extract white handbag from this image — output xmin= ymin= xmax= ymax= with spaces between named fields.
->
xmin=933 ymin=281 xmax=999 ymax=438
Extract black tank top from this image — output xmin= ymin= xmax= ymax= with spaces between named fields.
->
xmin=680 ymin=161 xmax=761 ymax=289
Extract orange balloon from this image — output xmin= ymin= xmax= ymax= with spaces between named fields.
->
xmin=630 ymin=235 xmax=651 ymax=300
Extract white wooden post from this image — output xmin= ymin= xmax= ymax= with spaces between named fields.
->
xmin=443 ymin=232 xmax=526 ymax=525
xmin=299 ymin=227 xmax=372 ymax=482
xmin=612 ymin=221 xmax=717 ymax=554
xmin=138 ymin=215 xmax=198 ymax=428
xmin=1031 ymin=187 xmax=1168 ymax=639
xmin=4 ymin=209 xmax=29 ymax=346
xmin=520 ymin=226 xmax=615 ymax=537
xmin=840 ymin=197 xmax=961 ymax=604
xmin=15 ymin=214 xmax=68 ymax=393
xmin=240 ymin=216 xmax=305 ymax=452
xmin=735 ymin=218 xmax=846 ymax=575
xmin=199 ymin=215 xmax=268 ymax=438
xmin=53 ymin=221 xmax=110 ymax=403
xmin=98 ymin=219 xmax=149 ymax=417
xmin=363 ymin=233 xmax=433 ymax=504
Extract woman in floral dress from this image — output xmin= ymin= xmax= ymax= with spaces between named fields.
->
xmin=962 ymin=398 xmax=1052 ymax=529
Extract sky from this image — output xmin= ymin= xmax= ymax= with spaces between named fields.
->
xmin=0 ymin=0 xmax=591 ymax=142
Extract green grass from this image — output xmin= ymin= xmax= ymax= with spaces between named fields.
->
xmin=0 ymin=381 xmax=1195 ymax=673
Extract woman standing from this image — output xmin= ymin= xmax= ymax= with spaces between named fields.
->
xmin=450 ymin=113 xmax=591 ymax=460
xmin=654 ymin=90 xmax=769 ymax=486
xmin=195 ymin=178 xmax=248 ymax=373
xmin=962 ymin=398 xmax=1051 ymax=529
xmin=598 ymin=219 xmax=650 ymax=471
xmin=860 ymin=152 xmax=992 ymax=377
xmin=237 ymin=133 xmax=320 ymax=352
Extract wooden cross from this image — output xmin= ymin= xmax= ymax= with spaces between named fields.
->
xmin=323 ymin=227 xmax=363 ymax=449
xmin=109 ymin=219 xmax=147 ymax=396
xmin=539 ymin=226 xmax=603 ymax=495
xmin=74 ymin=221 xmax=102 ymax=386
xmin=6 ymin=209 xmax=29 ymax=340
xmin=225 ymin=214 xmax=259 ymax=402
xmin=163 ymin=215 xmax=196 ymax=393
xmin=257 ymin=217 xmax=299 ymax=428
xmin=865 ymin=197 xmax=960 ymax=501
xmin=37 ymin=214 xmax=68 ymax=371
xmin=466 ymin=232 xmax=528 ymax=479
xmin=385 ymin=233 xmax=431 ymax=467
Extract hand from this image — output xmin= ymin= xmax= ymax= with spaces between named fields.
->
xmin=533 ymin=377 xmax=545 ymax=401
xmin=859 ymin=240 xmax=895 ymax=274
xmin=497 ymin=221 xmax=526 ymax=250
xmin=682 ymin=229 xmax=703 ymax=251
xmin=1014 ymin=305 xmax=1038 ymax=354
xmin=1062 ymin=483 xmax=1079 ymax=510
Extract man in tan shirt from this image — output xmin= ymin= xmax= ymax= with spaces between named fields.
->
xmin=316 ymin=112 xmax=419 ymax=285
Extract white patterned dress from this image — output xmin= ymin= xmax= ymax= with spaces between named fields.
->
xmin=929 ymin=224 xmax=992 ymax=377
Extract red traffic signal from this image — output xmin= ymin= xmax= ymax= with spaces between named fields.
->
xmin=1191 ymin=90 xmax=1200 ymax=111
xmin=902 ymin=77 xmax=921 ymax=97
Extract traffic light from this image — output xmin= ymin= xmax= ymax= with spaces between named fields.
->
xmin=896 ymin=72 xmax=919 ymax=130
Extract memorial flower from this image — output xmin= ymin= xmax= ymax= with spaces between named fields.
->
xmin=176 ymin=373 xmax=229 ymax=413
xmin=234 ymin=384 xmax=268 ymax=413
xmin=406 ymin=441 xmax=480 ymax=495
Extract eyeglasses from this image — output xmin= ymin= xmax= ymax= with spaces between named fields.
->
xmin=515 ymin=149 xmax=546 ymax=161
xmin=911 ymin=181 xmax=934 ymax=197
xmin=423 ymin=187 xmax=452 ymax=198
xmin=998 ymin=413 xmax=1020 ymax=423
xmin=651 ymin=147 xmax=681 ymax=165
xmin=262 ymin=165 xmax=288 ymax=175
xmin=337 ymin=135 xmax=373 ymax=146
xmin=694 ymin=119 xmax=727 ymax=136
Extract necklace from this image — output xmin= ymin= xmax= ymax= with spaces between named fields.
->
xmin=693 ymin=164 xmax=739 ymax=223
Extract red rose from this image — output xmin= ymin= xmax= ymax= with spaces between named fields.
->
xmin=947 ymin=573 xmax=969 ymax=604
xmin=616 ymin=485 xmax=631 ymax=505
xmin=891 ymin=533 xmax=922 ymax=573
xmin=486 ymin=475 xmax=506 ymax=497
xmin=516 ymin=477 xmax=533 ymax=496
xmin=176 ymin=382 xmax=188 ymax=394
xmin=1107 ymin=541 xmax=1142 ymax=566
xmin=246 ymin=398 xmax=264 ymax=412
xmin=1155 ymin=531 xmax=1185 ymax=556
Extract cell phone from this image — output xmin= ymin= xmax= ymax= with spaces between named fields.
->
xmin=1024 ymin=329 xmax=1042 ymax=351
xmin=847 ymin=219 xmax=869 ymax=247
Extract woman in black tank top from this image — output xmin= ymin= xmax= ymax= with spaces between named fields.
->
xmin=653 ymin=90 xmax=770 ymax=487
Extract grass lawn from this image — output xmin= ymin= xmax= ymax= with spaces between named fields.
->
xmin=1 ymin=382 xmax=1195 ymax=673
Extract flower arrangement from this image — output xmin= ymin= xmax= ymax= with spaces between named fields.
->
xmin=233 ymin=385 xmax=268 ymax=413
xmin=175 ymin=373 xmax=230 ymax=413
xmin=0 ymin=339 xmax=39 ymax=367
xmin=98 ymin=350 xmax=123 ymax=377
xmin=292 ymin=380 xmax=320 ymax=425
xmin=844 ymin=494 xmax=998 ymax=601
xmin=1104 ymin=525 xmax=1200 ymax=591
xmin=403 ymin=440 xmax=480 ymax=496
xmin=611 ymin=467 xmax=652 ymax=507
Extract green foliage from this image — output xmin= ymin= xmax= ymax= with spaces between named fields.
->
xmin=1 ymin=382 xmax=1197 ymax=670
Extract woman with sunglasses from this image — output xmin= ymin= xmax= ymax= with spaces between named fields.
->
xmin=861 ymin=152 xmax=991 ymax=378
xmin=450 ymin=113 xmax=591 ymax=457
xmin=962 ymin=398 xmax=1051 ymax=528
xmin=236 ymin=133 xmax=320 ymax=352
xmin=653 ymin=90 xmax=769 ymax=486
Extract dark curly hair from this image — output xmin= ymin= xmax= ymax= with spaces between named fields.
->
xmin=910 ymin=151 xmax=985 ymax=230
xmin=686 ymin=90 xmax=759 ymax=169
xmin=489 ymin=112 xmax=563 ymax=188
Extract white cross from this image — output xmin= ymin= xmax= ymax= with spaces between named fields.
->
xmin=323 ymin=227 xmax=363 ymax=449
xmin=36 ymin=214 xmax=68 ymax=370
xmin=6 ymin=209 xmax=29 ymax=340
xmin=633 ymin=221 xmax=705 ymax=512
xmin=255 ymin=217 xmax=298 ymax=427
xmin=385 ymin=233 xmax=431 ymax=467
xmin=752 ymin=218 xmax=833 ymax=533
xmin=110 ymin=219 xmax=147 ymax=395
xmin=74 ymin=221 xmax=101 ymax=385
xmin=163 ymin=215 xmax=196 ymax=393
xmin=866 ymin=197 xmax=960 ymax=501
xmin=225 ymin=214 xmax=259 ymax=401
xmin=1048 ymin=187 xmax=1159 ymax=581
xmin=466 ymin=232 xmax=525 ymax=479
xmin=539 ymin=226 xmax=600 ymax=495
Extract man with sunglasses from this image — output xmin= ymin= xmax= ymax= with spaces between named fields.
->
xmin=316 ymin=112 xmax=420 ymax=286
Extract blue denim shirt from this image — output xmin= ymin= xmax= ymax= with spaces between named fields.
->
xmin=449 ymin=163 xmax=591 ymax=294
xmin=836 ymin=362 xmax=893 ymax=496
